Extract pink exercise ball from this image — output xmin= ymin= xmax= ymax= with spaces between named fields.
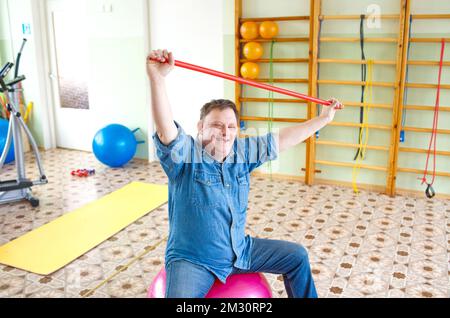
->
xmin=147 ymin=267 xmax=272 ymax=298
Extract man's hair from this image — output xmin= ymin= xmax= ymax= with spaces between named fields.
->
xmin=200 ymin=99 xmax=239 ymax=122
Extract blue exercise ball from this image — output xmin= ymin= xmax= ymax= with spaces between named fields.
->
xmin=92 ymin=124 xmax=140 ymax=168
xmin=0 ymin=118 xmax=14 ymax=164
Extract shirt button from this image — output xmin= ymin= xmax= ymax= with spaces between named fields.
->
xmin=207 ymin=181 xmax=211 ymax=185
xmin=225 ymin=183 xmax=230 ymax=187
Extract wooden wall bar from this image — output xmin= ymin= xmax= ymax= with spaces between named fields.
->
xmin=235 ymin=0 xmax=449 ymax=197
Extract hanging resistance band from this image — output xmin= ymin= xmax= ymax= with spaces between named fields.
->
xmin=354 ymin=15 xmax=367 ymax=160
xmin=418 ymin=38 xmax=446 ymax=199
xmin=23 ymin=101 xmax=33 ymax=124
xmin=352 ymin=60 xmax=373 ymax=193
xmin=400 ymin=15 xmax=413 ymax=143
xmin=267 ymin=40 xmax=275 ymax=178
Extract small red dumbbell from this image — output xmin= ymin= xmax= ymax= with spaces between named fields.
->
xmin=71 ymin=169 xmax=96 ymax=177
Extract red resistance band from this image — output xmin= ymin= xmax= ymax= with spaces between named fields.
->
xmin=150 ymin=58 xmax=332 ymax=106
xmin=419 ymin=38 xmax=446 ymax=199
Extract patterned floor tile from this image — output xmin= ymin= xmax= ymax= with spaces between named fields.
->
xmin=0 ymin=148 xmax=448 ymax=298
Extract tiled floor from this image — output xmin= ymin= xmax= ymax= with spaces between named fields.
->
xmin=0 ymin=148 xmax=449 ymax=298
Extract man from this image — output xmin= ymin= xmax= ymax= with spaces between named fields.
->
xmin=147 ymin=49 xmax=344 ymax=298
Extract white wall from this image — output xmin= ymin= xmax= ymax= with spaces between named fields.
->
xmin=84 ymin=0 xmax=151 ymax=159
xmin=148 ymin=0 xmax=224 ymax=159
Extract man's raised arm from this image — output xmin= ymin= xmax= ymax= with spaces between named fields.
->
xmin=147 ymin=49 xmax=178 ymax=145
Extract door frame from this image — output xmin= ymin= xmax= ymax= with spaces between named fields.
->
xmin=32 ymin=0 xmax=57 ymax=150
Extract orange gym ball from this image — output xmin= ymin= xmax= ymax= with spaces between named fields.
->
xmin=240 ymin=62 xmax=259 ymax=79
xmin=243 ymin=42 xmax=263 ymax=60
xmin=259 ymin=21 xmax=278 ymax=39
xmin=240 ymin=21 xmax=259 ymax=40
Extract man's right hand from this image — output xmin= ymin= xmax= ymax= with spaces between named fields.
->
xmin=146 ymin=49 xmax=175 ymax=80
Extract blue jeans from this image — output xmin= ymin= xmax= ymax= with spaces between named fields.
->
xmin=165 ymin=238 xmax=318 ymax=298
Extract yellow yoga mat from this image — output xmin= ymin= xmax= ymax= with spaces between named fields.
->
xmin=0 ymin=182 xmax=168 ymax=275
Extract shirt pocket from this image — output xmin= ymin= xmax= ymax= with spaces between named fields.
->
xmin=191 ymin=169 xmax=222 ymax=208
xmin=237 ymin=172 xmax=250 ymax=213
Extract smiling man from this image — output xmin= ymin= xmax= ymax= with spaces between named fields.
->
xmin=147 ymin=49 xmax=343 ymax=298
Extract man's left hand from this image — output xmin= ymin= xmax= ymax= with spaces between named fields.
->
xmin=320 ymin=97 xmax=344 ymax=123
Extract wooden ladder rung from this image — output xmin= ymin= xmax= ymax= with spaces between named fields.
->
xmin=240 ymin=16 xmax=310 ymax=22
xmin=317 ymin=79 xmax=396 ymax=87
xmin=408 ymin=60 xmax=450 ymax=66
xmin=404 ymin=105 xmax=450 ymax=112
xmin=410 ymin=37 xmax=450 ymax=43
xmin=254 ymin=78 xmax=309 ymax=83
xmin=402 ymin=126 xmax=450 ymax=134
xmin=405 ymin=83 xmax=450 ymax=89
xmin=315 ymin=160 xmax=388 ymax=172
xmin=328 ymin=122 xmax=392 ymax=130
xmin=319 ymin=14 xmax=400 ymax=20
xmin=240 ymin=58 xmax=309 ymax=63
xmin=398 ymin=147 xmax=450 ymax=156
xmin=397 ymin=167 xmax=450 ymax=177
xmin=318 ymin=58 xmax=396 ymax=65
xmin=411 ymin=14 xmax=450 ymax=20
xmin=315 ymin=140 xmax=389 ymax=151
xmin=320 ymin=37 xmax=398 ymax=43
xmin=240 ymin=37 xmax=309 ymax=43
xmin=343 ymin=101 xmax=393 ymax=109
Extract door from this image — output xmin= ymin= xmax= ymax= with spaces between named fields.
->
xmin=46 ymin=0 xmax=94 ymax=151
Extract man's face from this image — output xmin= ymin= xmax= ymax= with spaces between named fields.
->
xmin=197 ymin=108 xmax=238 ymax=160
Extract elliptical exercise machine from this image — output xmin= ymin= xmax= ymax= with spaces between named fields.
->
xmin=0 ymin=39 xmax=48 ymax=207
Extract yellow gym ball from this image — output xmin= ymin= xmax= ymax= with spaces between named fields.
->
xmin=259 ymin=21 xmax=279 ymax=39
xmin=240 ymin=62 xmax=259 ymax=79
xmin=240 ymin=21 xmax=259 ymax=40
xmin=243 ymin=42 xmax=263 ymax=60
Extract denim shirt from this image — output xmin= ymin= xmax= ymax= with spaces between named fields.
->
xmin=153 ymin=121 xmax=278 ymax=283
